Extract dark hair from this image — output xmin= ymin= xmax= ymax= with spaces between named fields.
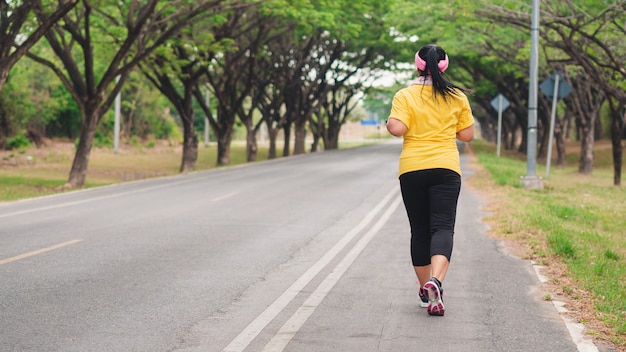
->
xmin=417 ymin=44 xmax=469 ymax=100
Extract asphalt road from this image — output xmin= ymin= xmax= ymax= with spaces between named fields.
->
xmin=0 ymin=141 xmax=599 ymax=351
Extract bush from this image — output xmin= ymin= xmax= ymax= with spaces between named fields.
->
xmin=5 ymin=133 xmax=31 ymax=150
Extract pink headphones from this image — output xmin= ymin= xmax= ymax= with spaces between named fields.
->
xmin=415 ymin=52 xmax=449 ymax=73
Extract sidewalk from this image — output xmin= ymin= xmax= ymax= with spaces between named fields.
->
xmin=274 ymin=154 xmax=604 ymax=352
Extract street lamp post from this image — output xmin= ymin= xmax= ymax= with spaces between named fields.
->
xmin=521 ymin=0 xmax=544 ymax=189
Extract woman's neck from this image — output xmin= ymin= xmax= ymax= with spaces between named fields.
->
xmin=409 ymin=75 xmax=432 ymax=86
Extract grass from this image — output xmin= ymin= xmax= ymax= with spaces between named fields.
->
xmin=469 ymin=139 xmax=626 ymax=348
xmin=0 ymin=176 xmax=67 ymax=200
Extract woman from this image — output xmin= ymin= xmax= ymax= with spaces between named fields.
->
xmin=386 ymin=44 xmax=475 ymax=316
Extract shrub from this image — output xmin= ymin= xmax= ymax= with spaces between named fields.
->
xmin=5 ymin=133 xmax=31 ymax=150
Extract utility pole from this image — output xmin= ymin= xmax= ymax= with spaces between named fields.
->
xmin=521 ymin=0 xmax=543 ymax=189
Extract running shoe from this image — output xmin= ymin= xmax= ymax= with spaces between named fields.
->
xmin=424 ymin=278 xmax=445 ymax=316
xmin=418 ymin=287 xmax=429 ymax=308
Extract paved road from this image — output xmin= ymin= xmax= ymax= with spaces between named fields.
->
xmin=0 ymin=141 xmax=598 ymax=351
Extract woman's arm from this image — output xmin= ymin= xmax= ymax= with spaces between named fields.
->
xmin=456 ymin=125 xmax=474 ymax=142
xmin=386 ymin=118 xmax=408 ymax=137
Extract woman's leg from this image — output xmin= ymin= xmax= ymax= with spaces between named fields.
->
xmin=428 ymin=169 xmax=461 ymax=283
xmin=413 ymin=265 xmax=431 ymax=288
xmin=430 ymin=255 xmax=450 ymax=282
xmin=399 ymin=172 xmax=431 ymax=286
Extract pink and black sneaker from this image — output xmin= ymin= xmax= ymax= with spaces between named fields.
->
xmin=418 ymin=287 xmax=429 ymax=308
xmin=424 ymin=278 xmax=445 ymax=316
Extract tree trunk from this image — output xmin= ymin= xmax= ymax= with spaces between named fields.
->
xmin=245 ymin=122 xmax=258 ymax=162
xmin=579 ymin=122 xmax=595 ymax=175
xmin=503 ymin=116 xmax=514 ymax=150
xmin=0 ymin=70 xmax=8 ymax=92
xmin=310 ymin=136 xmax=320 ymax=153
xmin=518 ymin=109 xmax=528 ymax=154
xmin=566 ymin=75 xmax=604 ymax=175
xmin=178 ymin=103 xmax=198 ymax=172
xmin=282 ymin=124 xmax=291 ymax=157
xmin=594 ymin=115 xmax=603 ymax=141
xmin=310 ymin=110 xmax=323 ymax=152
xmin=293 ymin=119 xmax=306 ymax=155
xmin=537 ymin=104 xmax=550 ymax=159
xmin=325 ymin=134 xmax=339 ymax=150
xmin=263 ymin=114 xmax=281 ymax=160
xmin=324 ymin=122 xmax=339 ymax=150
xmin=66 ymin=112 xmax=99 ymax=188
xmin=555 ymin=120 xmax=566 ymax=166
xmin=180 ymin=131 xmax=198 ymax=172
xmin=611 ymin=123 xmax=623 ymax=187
xmin=267 ymin=127 xmax=279 ymax=160
xmin=609 ymin=101 xmax=624 ymax=186
xmin=325 ymin=117 xmax=340 ymax=150
xmin=217 ymin=125 xmax=233 ymax=166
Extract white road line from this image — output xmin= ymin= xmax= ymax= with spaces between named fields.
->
xmin=211 ymin=192 xmax=239 ymax=202
xmin=0 ymin=239 xmax=83 ymax=265
xmin=262 ymin=197 xmax=402 ymax=352
xmin=0 ymin=177 xmax=202 ymax=219
xmin=221 ymin=187 xmax=399 ymax=352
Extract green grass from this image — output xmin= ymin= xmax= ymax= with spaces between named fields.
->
xmin=0 ymin=176 xmax=68 ymax=201
xmin=470 ymin=139 xmax=626 ymax=346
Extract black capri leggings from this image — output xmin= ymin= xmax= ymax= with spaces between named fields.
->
xmin=399 ymin=168 xmax=461 ymax=266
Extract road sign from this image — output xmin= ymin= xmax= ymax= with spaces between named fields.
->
xmin=490 ymin=93 xmax=510 ymax=157
xmin=490 ymin=93 xmax=510 ymax=111
xmin=360 ymin=120 xmax=378 ymax=126
xmin=540 ymin=72 xmax=572 ymax=99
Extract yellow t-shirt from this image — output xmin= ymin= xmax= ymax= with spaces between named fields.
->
xmin=389 ymin=84 xmax=474 ymax=177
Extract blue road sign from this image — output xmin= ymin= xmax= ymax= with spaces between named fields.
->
xmin=490 ymin=93 xmax=510 ymax=111
xmin=540 ymin=72 xmax=572 ymax=99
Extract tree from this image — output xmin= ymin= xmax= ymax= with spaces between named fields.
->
xmin=231 ymin=6 xmax=281 ymax=162
xmin=607 ymin=97 xmax=625 ymax=185
xmin=138 ymin=14 xmax=238 ymax=172
xmin=140 ymin=43 xmax=205 ymax=172
xmin=540 ymin=0 xmax=626 ymax=183
xmin=116 ymin=71 xmax=177 ymax=141
xmin=0 ymin=0 xmax=77 ymax=90
xmin=27 ymin=0 xmax=227 ymax=188
xmin=297 ymin=0 xmax=395 ymax=155
xmin=284 ymin=32 xmax=328 ymax=155
xmin=315 ymin=69 xmax=365 ymax=151
xmin=314 ymin=0 xmax=397 ymax=151
xmin=198 ymin=4 xmax=264 ymax=166
xmin=481 ymin=0 xmax=626 ymax=183
xmin=250 ymin=28 xmax=294 ymax=159
xmin=0 ymin=58 xmax=75 ymax=144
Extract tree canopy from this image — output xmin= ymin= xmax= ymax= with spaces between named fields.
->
xmin=0 ymin=0 xmax=624 ymax=186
